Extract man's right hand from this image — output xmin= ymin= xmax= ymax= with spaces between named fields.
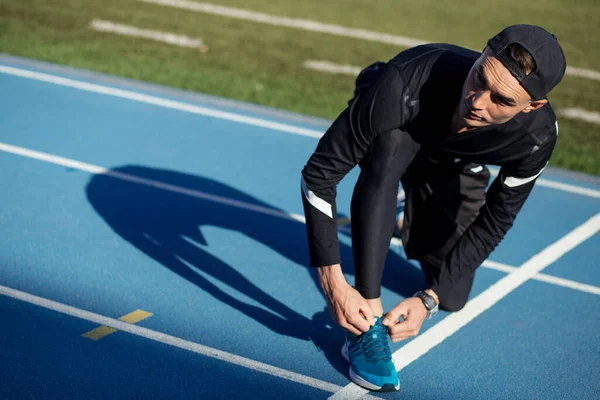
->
xmin=318 ymin=264 xmax=375 ymax=335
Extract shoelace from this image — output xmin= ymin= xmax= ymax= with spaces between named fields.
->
xmin=354 ymin=321 xmax=391 ymax=362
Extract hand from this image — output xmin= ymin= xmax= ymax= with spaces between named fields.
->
xmin=382 ymin=297 xmax=428 ymax=342
xmin=318 ymin=265 xmax=375 ymax=335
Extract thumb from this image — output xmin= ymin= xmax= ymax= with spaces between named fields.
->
xmin=359 ymin=302 xmax=375 ymax=326
xmin=382 ymin=304 xmax=407 ymax=327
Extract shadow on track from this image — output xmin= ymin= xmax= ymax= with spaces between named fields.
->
xmin=86 ymin=165 xmax=426 ymax=376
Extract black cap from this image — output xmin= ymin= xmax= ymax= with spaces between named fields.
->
xmin=487 ymin=24 xmax=567 ymax=100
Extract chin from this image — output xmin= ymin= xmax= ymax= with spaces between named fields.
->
xmin=470 ymin=114 xmax=493 ymax=125
xmin=464 ymin=119 xmax=485 ymax=128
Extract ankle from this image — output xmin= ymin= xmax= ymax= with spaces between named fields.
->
xmin=365 ymin=298 xmax=384 ymax=317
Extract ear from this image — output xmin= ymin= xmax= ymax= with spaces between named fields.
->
xmin=522 ymin=99 xmax=548 ymax=113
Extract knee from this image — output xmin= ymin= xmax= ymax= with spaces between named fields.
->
xmin=362 ymin=131 xmax=417 ymax=180
xmin=438 ymin=295 xmax=468 ymax=313
xmin=426 ymin=266 xmax=473 ymax=313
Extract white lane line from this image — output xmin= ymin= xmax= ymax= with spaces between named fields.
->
xmin=390 ymin=232 xmax=600 ymax=296
xmin=352 ymin=224 xmax=597 ymax=294
xmin=90 ymin=19 xmax=208 ymax=51
xmin=531 ymin=178 xmax=600 ymax=199
xmin=139 ymin=0 xmax=425 ymax=48
xmin=304 ymin=60 xmax=361 ymax=76
xmin=487 ymin=165 xmax=600 ymax=200
xmin=478 ymin=259 xmax=514 ymax=273
xmin=479 ymin=260 xmax=600 ymax=296
xmin=2 ymin=142 xmax=599 ymax=396
xmin=0 ymin=65 xmax=322 ymax=140
xmin=566 ymin=66 xmax=600 ymax=81
xmin=305 ymin=60 xmax=600 ymax=129
xmin=0 ymin=142 xmax=305 ymax=223
xmin=329 ymin=212 xmax=600 ymax=399
xmin=0 ymin=284 xmax=341 ymax=394
xmin=531 ymin=273 xmax=600 ymax=295
xmin=138 ymin=0 xmax=600 ymax=83
xmin=305 ymin=60 xmax=600 ymax=84
xmin=304 ymin=60 xmax=361 ymax=75
xmin=2 ymin=141 xmax=598 ymax=299
xmin=0 ymin=63 xmax=599 ymax=201
xmin=559 ymin=108 xmax=600 ymax=125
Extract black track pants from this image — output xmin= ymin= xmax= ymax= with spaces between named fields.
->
xmin=353 ymin=145 xmax=490 ymax=300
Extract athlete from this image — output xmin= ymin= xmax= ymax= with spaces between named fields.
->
xmin=300 ymin=24 xmax=566 ymax=391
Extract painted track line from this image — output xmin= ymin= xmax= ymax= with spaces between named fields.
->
xmin=1 ymin=64 xmax=599 ymax=200
xmin=329 ymin=212 xmax=600 ymax=399
xmin=2 ymin=142 xmax=599 ymax=397
xmin=90 ymin=19 xmax=209 ymax=51
xmin=479 ymin=261 xmax=600 ymax=296
xmin=0 ymin=284 xmax=341 ymax=394
xmin=487 ymin=167 xmax=600 ymax=199
xmin=389 ymin=237 xmax=600 ymax=296
xmin=559 ymin=108 xmax=600 ymax=125
xmin=566 ymin=66 xmax=600 ymax=81
xmin=304 ymin=60 xmax=600 ymax=127
xmin=304 ymin=60 xmax=361 ymax=75
xmin=139 ymin=0 xmax=600 ymax=82
xmin=0 ymin=142 xmax=306 ymax=224
xmin=2 ymin=141 xmax=599 ymax=299
xmin=532 ymin=178 xmax=600 ymax=199
xmin=306 ymin=60 xmax=600 ymax=83
xmin=139 ymin=0 xmax=425 ymax=48
xmin=0 ymin=65 xmax=321 ymax=140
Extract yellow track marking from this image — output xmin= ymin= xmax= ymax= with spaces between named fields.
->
xmin=82 ymin=309 xmax=152 ymax=340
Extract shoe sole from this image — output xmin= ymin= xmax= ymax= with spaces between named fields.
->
xmin=341 ymin=342 xmax=400 ymax=392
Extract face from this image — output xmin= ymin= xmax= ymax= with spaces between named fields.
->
xmin=455 ymin=48 xmax=547 ymax=129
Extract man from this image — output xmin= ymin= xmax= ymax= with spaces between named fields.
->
xmin=300 ymin=25 xmax=566 ymax=391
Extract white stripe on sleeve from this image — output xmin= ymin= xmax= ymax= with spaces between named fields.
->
xmin=503 ymin=164 xmax=547 ymax=188
xmin=301 ymin=176 xmax=333 ymax=218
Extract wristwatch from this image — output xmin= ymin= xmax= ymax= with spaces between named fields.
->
xmin=414 ymin=291 xmax=439 ymax=319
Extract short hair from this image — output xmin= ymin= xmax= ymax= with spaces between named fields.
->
xmin=505 ymin=43 xmax=537 ymax=76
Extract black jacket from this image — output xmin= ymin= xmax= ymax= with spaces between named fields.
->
xmin=301 ymin=43 xmax=557 ymax=301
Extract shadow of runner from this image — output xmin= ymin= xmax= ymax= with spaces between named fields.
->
xmin=85 ymin=165 xmax=425 ymax=377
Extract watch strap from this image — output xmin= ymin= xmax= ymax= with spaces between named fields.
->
xmin=414 ymin=290 xmax=439 ymax=319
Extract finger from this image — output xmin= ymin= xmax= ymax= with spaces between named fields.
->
xmin=387 ymin=321 xmax=406 ymax=335
xmin=390 ymin=319 xmax=421 ymax=340
xmin=390 ymin=330 xmax=420 ymax=342
xmin=343 ymin=324 xmax=363 ymax=336
xmin=390 ymin=327 xmax=420 ymax=342
xmin=388 ymin=320 xmax=417 ymax=337
xmin=348 ymin=313 xmax=371 ymax=333
xmin=388 ymin=319 xmax=408 ymax=335
xmin=359 ymin=303 xmax=375 ymax=326
xmin=382 ymin=304 xmax=407 ymax=327
xmin=390 ymin=333 xmax=413 ymax=343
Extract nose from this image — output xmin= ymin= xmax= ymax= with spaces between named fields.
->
xmin=471 ymin=89 xmax=489 ymax=111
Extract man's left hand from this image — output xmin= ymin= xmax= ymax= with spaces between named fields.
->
xmin=381 ymin=297 xmax=428 ymax=342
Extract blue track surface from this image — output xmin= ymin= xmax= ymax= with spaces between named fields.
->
xmin=0 ymin=55 xmax=599 ymax=399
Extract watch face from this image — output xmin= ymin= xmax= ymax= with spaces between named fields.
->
xmin=423 ymin=296 xmax=436 ymax=310
xmin=416 ymin=291 xmax=437 ymax=311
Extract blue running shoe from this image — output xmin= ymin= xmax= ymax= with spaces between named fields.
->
xmin=341 ymin=317 xmax=399 ymax=391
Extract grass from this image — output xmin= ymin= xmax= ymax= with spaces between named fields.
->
xmin=0 ymin=0 xmax=598 ymax=175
